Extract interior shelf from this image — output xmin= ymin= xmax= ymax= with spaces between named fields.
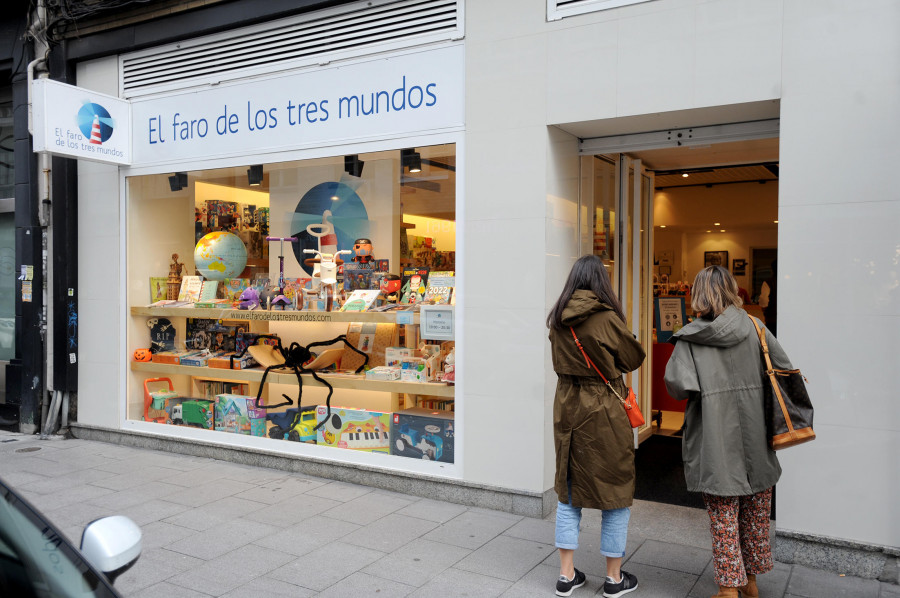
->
xmin=131 ymin=306 xmax=422 ymax=324
xmin=130 ymin=361 xmax=456 ymax=398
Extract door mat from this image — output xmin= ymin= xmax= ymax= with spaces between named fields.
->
xmin=634 ymin=434 xmax=705 ymax=510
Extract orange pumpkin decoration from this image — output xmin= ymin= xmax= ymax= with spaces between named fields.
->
xmin=133 ymin=348 xmax=152 ymax=362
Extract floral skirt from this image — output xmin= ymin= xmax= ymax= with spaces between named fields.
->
xmin=702 ymin=488 xmax=774 ymax=587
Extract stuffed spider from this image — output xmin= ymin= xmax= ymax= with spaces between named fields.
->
xmin=231 ymin=334 xmax=369 ymax=430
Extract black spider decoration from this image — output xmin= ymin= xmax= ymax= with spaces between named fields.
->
xmin=231 ymin=334 xmax=369 ymax=430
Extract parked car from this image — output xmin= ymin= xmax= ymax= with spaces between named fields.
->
xmin=0 ymin=475 xmax=142 ymax=597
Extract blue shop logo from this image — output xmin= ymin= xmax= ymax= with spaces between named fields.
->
xmin=76 ymin=101 xmax=115 ymax=145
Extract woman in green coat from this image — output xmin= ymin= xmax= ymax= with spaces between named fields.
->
xmin=664 ymin=266 xmax=791 ymax=598
xmin=547 ymin=255 xmax=645 ymax=598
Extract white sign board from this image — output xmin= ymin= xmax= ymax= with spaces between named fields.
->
xmin=130 ymin=45 xmax=464 ymax=166
xmin=32 ymin=79 xmax=131 ymax=165
xmin=420 ymin=305 xmax=455 ymax=341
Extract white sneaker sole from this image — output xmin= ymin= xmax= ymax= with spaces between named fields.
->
xmin=603 ymin=581 xmax=638 ymax=598
xmin=556 ymin=579 xmax=586 ymax=596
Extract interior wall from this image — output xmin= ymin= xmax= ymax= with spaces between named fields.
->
xmin=75 ymin=56 xmax=123 ymax=428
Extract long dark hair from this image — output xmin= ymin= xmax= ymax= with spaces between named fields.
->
xmin=546 ymin=255 xmax=626 ymax=329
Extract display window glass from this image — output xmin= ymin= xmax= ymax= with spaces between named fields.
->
xmin=125 ymin=143 xmax=456 ymax=465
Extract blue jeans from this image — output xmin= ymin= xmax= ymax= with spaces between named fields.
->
xmin=555 ymin=485 xmax=631 ymax=558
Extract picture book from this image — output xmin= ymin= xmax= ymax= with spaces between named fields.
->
xmin=149 ymin=277 xmax=168 ymax=303
xmin=428 ymin=271 xmax=455 ymax=288
xmin=177 ymin=276 xmax=203 ymax=302
xmin=186 ymin=319 xmax=238 ymax=353
xmin=199 ymin=280 xmax=220 ymax=302
xmin=399 ymin=267 xmax=429 ymax=304
xmin=282 ymin=277 xmax=312 ymax=302
xmin=422 ymin=286 xmax=453 ymax=305
xmin=340 ymin=290 xmax=381 ymax=312
xmin=222 ymin=278 xmax=250 ymax=302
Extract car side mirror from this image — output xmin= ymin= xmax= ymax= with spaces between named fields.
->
xmin=80 ymin=516 xmax=142 ymax=584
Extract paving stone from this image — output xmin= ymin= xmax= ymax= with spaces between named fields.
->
xmin=502 ymin=516 xmax=556 ymax=545
xmin=614 ymin=561 xmax=698 ymax=597
xmin=0 ymin=470 xmax=49 ymax=486
xmin=315 ymin=570 xmax=416 ymax=597
xmin=241 ymin=492 xmax=340 ymax=528
xmin=455 ymin=534 xmax=554 ymax=582
xmin=305 ymin=480 xmax=375 ymax=502
xmin=118 ymin=498 xmax=192 ymax=527
xmin=787 ymin=563 xmax=881 ymax=597
xmin=137 ymin=520 xmax=197 ymax=551
xmin=252 ymin=515 xmax=361 ymax=557
xmin=130 ymin=581 xmax=217 ymax=598
xmin=86 ymin=480 xmax=182 ymax=510
xmin=422 ymin=510 xmax=521 ymax=550
xmin=322 ymin=490 xmax=416 ymax=525
xmin=539 ymin=528 xmax=647 ymax=579
xmin=881 ymin=583 xmax=900 ymax=597
xmin=220 ymin=577 xmax=315 ymax=598
xmin=499 ymin=562 xmax=606 ymax=598
xmin=16 ymin=467 xmax=117 ymax=493
xmin=36 ymin=499 xmax=114 ymax=530
xmin=363 ymin=538 xmax=472 ymax=587
xmin=351 ymin=512 xmax=440 ymax=553
xmin=115 ymin=547 xmax=205 ymax=594
xmin=162 ymin=496 xmax=261 ymax=531
xmin=168 ymin=543 xmax=296 ymax=596
xmin=166 ymin=518 xmax=280 ymax=560
xmin=409 ymin=567 xmax=512 ymax=597
xmin=91 ymin=465 xmax=184 ymax=490
xmin=162 ymin=478 xmax=257 ymax=508
xmin=688 ymin=560 xmax=790 ymax=597
xmin=395 ymin=498 xmax=469 ymax=523
xmin=629 ymin=539 xmax=712 ymax=575
xmin=268 ymin=541 xmax=386 ymax=591
xmin=231 ymin=476 xmax=326 ymax=505
xmin=21 ymin=483 xmax=115 ymax=512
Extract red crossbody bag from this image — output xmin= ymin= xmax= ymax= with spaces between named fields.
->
xmin=569 ymin=327 xmax=645 ymax=428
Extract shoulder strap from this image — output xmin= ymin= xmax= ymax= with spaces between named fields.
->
xmin=748 ymin=314 xmax=796 ymax=434
xmin=569 ymin=327 xmax=626 ymax=403
xmin=747 ymin=314 xmax=774 ymax=372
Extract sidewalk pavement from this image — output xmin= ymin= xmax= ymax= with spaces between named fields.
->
xmin=0 ymin=431 xmax=895 ymax=598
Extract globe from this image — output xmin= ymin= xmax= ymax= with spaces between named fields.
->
xmin=194 ymin=231 xmax=248 ymax=281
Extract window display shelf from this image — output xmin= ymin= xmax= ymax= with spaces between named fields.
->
xmin=130 ymin=360 xmax=455 ymax=398
xmin=131 ymin=306 xmax=421 ymax=324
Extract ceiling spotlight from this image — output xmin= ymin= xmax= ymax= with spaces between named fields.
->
xmin=706 ymin=230 xmax=712 ymax=233
xmin=247 ymin=164 xmax=264 ymax=186
xmin=714 ymin=222 xmax=720 ymax=226
xmin=330 ymin=195 xmax=340 ymax=201
xmin=773 ymin=220 xmax=779 ymax=224
xmin=401 ymin=148 xmax=422 ymax=173
xmin=168 ymin=172 xmax=187 ymax=192
xmin=720 ymin=229 xmax=726 ymax=232
xmin=344 ymin=154 xmax=365 ymax=178
xmin=682 ymin=173 xmax=689 ymax=178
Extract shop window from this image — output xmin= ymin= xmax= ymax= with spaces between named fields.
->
xmin=126 ymin=144 xmax=456 ymax=464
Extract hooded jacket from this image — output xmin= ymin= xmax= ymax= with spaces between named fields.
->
xmin=549 ymin=290 xmax=646 ymax=510
xmin=664 ymin=305 xmax=787 ymax=496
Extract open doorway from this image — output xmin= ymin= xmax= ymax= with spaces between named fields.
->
xmin=580 ymin=136 xmax=779 ymax=508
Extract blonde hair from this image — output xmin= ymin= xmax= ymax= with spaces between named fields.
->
xmin=691 ymin=266 xmax=743 ymax=317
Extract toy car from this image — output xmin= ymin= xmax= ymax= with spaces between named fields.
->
xmin=267 ymin=406 xmax=317 ymax=443
xmin=395 ymin=423 xmax=443 ymax=460
xmin=170 ymin=400 xmax=213 ymax=428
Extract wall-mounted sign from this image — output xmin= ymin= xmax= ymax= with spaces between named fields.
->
xmin=32 ymin=79 xmax=131 ymax=165
xmin=130 ymin=44 xmax=464 ymax=166
xmin=654 ymin=296 xmax=686 ymax=343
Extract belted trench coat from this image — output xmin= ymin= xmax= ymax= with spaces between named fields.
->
xmin=549 ymin=290 xmax=646 ymax=510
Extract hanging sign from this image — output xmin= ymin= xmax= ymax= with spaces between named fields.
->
xmin=32 ymin=79 xmax=131 ymax=165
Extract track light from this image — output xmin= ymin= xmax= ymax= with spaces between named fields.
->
xmin=401 ymin=148 xmax=421 ymax=173
xmin=247 ymin=164 xmax=263 ymax=186
xmin=168 ymin=172 xmax=187 ymax=192
xmin=344 ymin=155 xmax=365 ymax=177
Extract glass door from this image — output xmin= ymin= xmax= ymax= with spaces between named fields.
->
xmin=580 ymin=154 xmax=654 ymax=441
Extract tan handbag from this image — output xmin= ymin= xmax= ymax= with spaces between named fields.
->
xmin=749 ymin=315 xmax=816 ymax=450
xmin=569 ymin=327 xmax=645 ymax=428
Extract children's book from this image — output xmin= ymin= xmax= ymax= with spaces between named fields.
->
xmin=178 ymin=276 xmax=203 ymax=302
xmin=282 ymin=277 xmax=312 ymax=302
xmin=422 ymin=286 xmax=453 ymax=305
xmin=199 ymin=280 xmax=220 ymax=301
xmin=149 ymin=277 xmax=168 ymax=303
xmin=399 ymin=267 xmax=429 ymax=304
xmin=428 ymin=271 xmax=455 ymax=288
xmin=186 ymin=319 xmax=238 ymax=352
xmin=222 ymin=278 xmax=250 ymax=302
xmin=340 ymin=290 xmax=381 ymax=312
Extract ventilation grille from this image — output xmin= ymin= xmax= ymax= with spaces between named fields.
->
xmin=122 ymin=0 xmax=461 ymax=97
xmin=548 ymin=0 xmax=655 ymax=21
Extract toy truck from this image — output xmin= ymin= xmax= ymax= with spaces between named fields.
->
xmin=171 ymin=400 xmax=213 ymax=428
xmin=267 ymin=406 xmax=317 ymax=443
xmin=394 ymin=423 xmax=443 ymax=461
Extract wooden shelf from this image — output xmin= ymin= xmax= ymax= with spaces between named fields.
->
xmin=131 ymin=361 xmax=455 ymax=398
xmin=131 ymin=306 xmax=423 ymax=324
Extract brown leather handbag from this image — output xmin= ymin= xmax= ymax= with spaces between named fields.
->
xmin=570 ymin=327 xmax=645 ymax=428
xmin=749 ymin=315 xmax=816 ymax=450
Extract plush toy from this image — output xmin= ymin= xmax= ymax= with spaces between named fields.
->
xmin=260 ymin=287 xmax=291 ymax=310
xmin=442 ymin=347 xmax=455 ymax=383
xmin=133 ymin=348 xmax=152 ymax=362
xmin=238 ymin=287 xmax=262 ymax=310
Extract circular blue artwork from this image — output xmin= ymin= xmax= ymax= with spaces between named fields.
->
xmin=76 ymin=102 xmax=115 ymax=143
xmin=291 ymin=182 xmax=370 ymax=276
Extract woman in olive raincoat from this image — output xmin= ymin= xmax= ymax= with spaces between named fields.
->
xmin=547 ymin=255 xmax=645 ymax=598
xmin=664 ymin=266 xmax=789 ymax=598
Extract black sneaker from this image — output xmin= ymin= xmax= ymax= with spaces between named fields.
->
xmin=603 ymin=570 xmax=638 ymax=597
xmin=556 ymin=568 xmax=586 ymax=596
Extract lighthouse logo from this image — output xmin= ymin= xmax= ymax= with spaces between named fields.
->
xmin=76 ymin=101 xmax=115 ymax=145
